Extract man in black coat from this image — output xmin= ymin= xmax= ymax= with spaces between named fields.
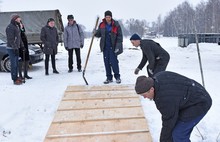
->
xmin=130 ymin=34 xmax=170 ymax=77
xmin=40 ymin=18 xmax=59 ymax=75
xmin=95 ymin=10 xmax=123 ymax=84
xmin=135 ymin=71 xmax=212 ymax=142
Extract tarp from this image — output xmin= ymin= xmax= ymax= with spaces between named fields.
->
xmin=0 ymin=9 xmax=64 ymax=44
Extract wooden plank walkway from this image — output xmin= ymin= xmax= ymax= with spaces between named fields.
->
xmin=44 ymin=85 xmax=152 ymax=142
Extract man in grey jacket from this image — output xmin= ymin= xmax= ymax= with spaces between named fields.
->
xmin=64 ymin=15 xmax=84 ymax=72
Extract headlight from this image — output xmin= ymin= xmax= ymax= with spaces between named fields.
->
xmin=29 ymin=49 xmax=35 ymax=55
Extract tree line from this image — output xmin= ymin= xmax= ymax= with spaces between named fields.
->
xmin=118 ymin=0 xmax=220 ymax=37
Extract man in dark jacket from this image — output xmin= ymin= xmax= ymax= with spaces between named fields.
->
xmin=95 ymin=10 xmax=123 ymax=84
xmin=5 ymin=14 xmax=23 ymax=85
xmin=130 ymin=34 xmax=170 ymax=77
xmin=40 ymin=18 xmax=59 ymax=75
xmin=135 ymin=71 xmax=212 ymax=142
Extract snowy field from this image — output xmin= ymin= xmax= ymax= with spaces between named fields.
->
xmin=0 ymin=37 xmax=220 ymax=142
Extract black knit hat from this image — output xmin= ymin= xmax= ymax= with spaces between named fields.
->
xmin=47 ymin=18 xmax=55 ymax=23
xmin=105 ymin=10 xmax=112 ymax=17
xmin=130 ymin=33 xmax=141 ymax=40
xmin=67 ymin=15 xmax=74 ymax=19
xmin=135 ymin=76 xmax=154 ymax=94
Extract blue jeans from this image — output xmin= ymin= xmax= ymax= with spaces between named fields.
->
xmin=103 ymin=47 xmax=120 ymax=80
xmin=172 ymin=114 xmax=206 ymax=142
xmin=7 ymin=49 xmax=19 ymax=81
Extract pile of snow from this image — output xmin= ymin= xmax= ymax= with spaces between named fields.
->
xmin=0 ymin=37 xmax=219 ymax=142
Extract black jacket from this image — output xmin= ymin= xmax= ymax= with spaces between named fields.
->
xmin=138 ymin=39 xmax=170 ymax=70
xmin=153 ymin=71 xmax=212 ymax=142
xmin=19 ymin=25 xmax=30 ymax=61
xmin=95 ymin=19 xmax=123 ymax=55
xmin=40 ymin=25 xmax=59 ymax=55
xmin=6 ymin=19 xmax=23 ymax=49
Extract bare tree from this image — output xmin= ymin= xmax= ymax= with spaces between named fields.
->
xmin=126 ymin=18 xmax=148 ymax=37
xmin=162 ymin=1 xmax=195 ymax=36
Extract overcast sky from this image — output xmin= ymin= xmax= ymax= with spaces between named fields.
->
xmin=1 ymin=0 xmax=207 ymax=31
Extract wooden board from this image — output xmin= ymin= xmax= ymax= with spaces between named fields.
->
xmin=44 ymin=85 xmax=152 ymax=142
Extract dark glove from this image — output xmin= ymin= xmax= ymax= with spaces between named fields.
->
xmin=80 ymin=44 xmax=83 ymax=48
xmin=65 ymin=47 xmax=68 ymax=51
xmin=21 ymin=46 xmax=26 ymax=52
xmin=14 ymin=49 xmax=19 ymax=56
xmin=134 ymin=68 xmax=140 ymax=75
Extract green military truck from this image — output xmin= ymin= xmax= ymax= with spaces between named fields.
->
xmin=0 ymin=9 xmax=64 ymax=46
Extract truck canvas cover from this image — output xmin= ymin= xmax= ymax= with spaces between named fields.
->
xmin=0 ymin=9 xmax=64 ymax=44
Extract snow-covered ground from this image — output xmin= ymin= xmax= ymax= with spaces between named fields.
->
xmin=0 ymin=37 xmax=220 ymax=142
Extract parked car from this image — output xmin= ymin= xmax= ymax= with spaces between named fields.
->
xmin=0 ymin=39 xmax=44 ymax=72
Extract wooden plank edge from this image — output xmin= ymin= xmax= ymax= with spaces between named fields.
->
xmin=57 ymin=105 xmax=142 ymax=111
xmin=46 ymin=129 xmax=150 ymax=138
xmin=62 ymin=96 xmax=139 ymax=101
xmin=51 ymin=117 xmax=146 ymax=124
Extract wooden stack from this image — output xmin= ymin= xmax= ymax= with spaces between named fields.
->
xmin=44 ymin=85 xmax=152 ymax=142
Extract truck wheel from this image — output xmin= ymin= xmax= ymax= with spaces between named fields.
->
xmin=3 ymin=56 xmax=11 ymax=72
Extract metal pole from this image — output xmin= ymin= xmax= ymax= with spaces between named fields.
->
xmin=193 ymin=19 xmax=205 ymax=140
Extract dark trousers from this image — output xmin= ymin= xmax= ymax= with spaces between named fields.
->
xmin=172 ymin=114 xmax=206 ymax=142
xmin=103 ymin=47 xmax=120 ymax=80
xmin=7 ymin=49 xmax=19 ymax=81
xmin=147 ymin=59 xmax=169 ymax=77
xmin=18 ymin=61 xmax=29 ymax=77
xmin=68 ymin=48 xmax=81 ymax=70
xmin=45 ymin=54 xmax=56 ymax=73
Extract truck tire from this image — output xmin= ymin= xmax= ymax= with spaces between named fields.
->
xmin=3 ymin=56 xmax=11 ymax=72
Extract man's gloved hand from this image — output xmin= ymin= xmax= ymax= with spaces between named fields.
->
xmin=80 ymin=44 xmax=83 ymax=48
xmin=14 ymin=49 xmax=19 ymax=56
xmin=114 ymin=48 xmax=119 ymax=54
xmin=134 ymin=68 xmax=140 ymax=75
xmin=148 ymin=68 xmax=153 ymax=75
xmin=21 ymin=46 xmax=26 ymax=52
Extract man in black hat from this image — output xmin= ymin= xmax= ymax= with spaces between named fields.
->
xmin=130 ymin=33 xmax=170 ymax=77
xmin=64 ymin=14 xmax=84 ymax=72
xmin=135 ymin=71 xmax=212 ymax=142
xmin=94 ymin=10 xmax=123 ymax=84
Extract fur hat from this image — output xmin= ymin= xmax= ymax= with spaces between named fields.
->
xmin=11 ymin=14 xmax=20 ymax=20
xmin=130 ymin=33 xmax=141 ymax=40
xmin=105 ymin=10 xmax=112 ymax=17
xmin=135 ymin=76 xmax=154 ymax=94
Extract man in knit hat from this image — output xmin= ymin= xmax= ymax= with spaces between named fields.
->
xmin=6 ymin=14 xmax=23 ymax=85
xmin=94 ymin=10 xmax=123 ymax=84
xmin=64 ymin=14 xmax=84 ymax=73
xmin=135 ymin=71 xmax=212 ymax=142
xmin=130 ymin=33 xmax=170 ymax=77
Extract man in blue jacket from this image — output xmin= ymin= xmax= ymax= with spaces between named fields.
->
xmin=135 ymin=71 xmax=212 ymax=142
xmin=130 ymin=34 xmax=170 ymax=77
xmin=95 ymin=10 xmax=123 ymax=84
